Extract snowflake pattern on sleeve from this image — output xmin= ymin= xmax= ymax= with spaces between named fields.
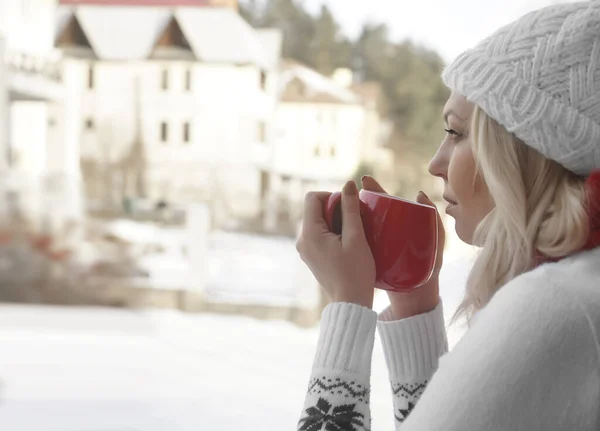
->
xmin=298 ymin=374 xmax=371 ymax=431
xmin=391 ymin=380 xmax=429 ymax=424
xmin=308 ymin=376 xmax=370 ymax=404
xmin=299 ymin=398 xmax=366 ymax=431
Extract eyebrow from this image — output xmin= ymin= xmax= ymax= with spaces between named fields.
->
xmin=443 ymin=109 xmax=466 ymax=124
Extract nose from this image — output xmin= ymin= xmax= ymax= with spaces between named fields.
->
xmin=428 ymin=142 xmax=448 ymax=181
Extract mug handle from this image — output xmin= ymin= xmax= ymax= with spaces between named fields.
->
xmin=324 ymin=192 xmax=343 ymax=235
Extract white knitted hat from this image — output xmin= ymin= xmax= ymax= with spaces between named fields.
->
xmin=442 ymin=1 xmax=600 ymax=176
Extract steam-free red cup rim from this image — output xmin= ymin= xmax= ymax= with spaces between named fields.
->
xmin=359 ymin=190 xmax=435 ymax=209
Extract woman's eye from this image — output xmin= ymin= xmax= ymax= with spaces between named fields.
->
xmin=444 ymin=128 xmax=463 ymax=141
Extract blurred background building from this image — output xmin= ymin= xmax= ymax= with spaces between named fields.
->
xmin=0 ymin=0 xmax=399 ymax=326
xmin=55 ymin=4 xmax=280 ymax=230
xmin=265 ymin=61 xmax=393 ymax=233
xmin=0 ymin=0 xmax=441 ymax=324
xmin=0 ymin=0 xmax=81 ymax=235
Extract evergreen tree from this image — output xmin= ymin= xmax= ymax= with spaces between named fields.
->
xmin=239 ymin=0 xmax=261 ymax=24
xmin=310 ymin=5 xmax=350 ymax=76
xmin=261 ymin=0 xmax=316 ymax=67
xmin=353 ymin=24 xmax=392 ymax=82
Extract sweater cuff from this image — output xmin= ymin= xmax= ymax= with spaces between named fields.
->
xmin=312 ymin=302 xmax=378 ymax=376
xmin=377 ymin=299 xmax=448 ymax=381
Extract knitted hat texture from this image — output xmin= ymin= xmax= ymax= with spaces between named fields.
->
xmin=442 ymin=1 xmax=600 ymax=176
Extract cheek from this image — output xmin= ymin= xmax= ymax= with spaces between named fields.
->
xmin=448 ymin=144 xmax=492 ymax=244
xmin=447 ymin=143 xmax=478 ymax=205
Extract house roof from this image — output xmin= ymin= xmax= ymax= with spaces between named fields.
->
xmin=174 ymin=7 xmax=267 ymax=66
xmin=56 ymin=7 xmax=75 ymax=39
xmin=56 ymin=6 xmax=280 ymax=70
xmin=350 ymin=81 xmax=384 ymax=112
xmin=76 ymin=6 xmax=171 ymax=60
xmin=279 ymin=61 xmax=361 ymax=105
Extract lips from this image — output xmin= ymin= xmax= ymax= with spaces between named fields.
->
xmin=443 ymin=195 xmax=458 ymax=206
xmin=443 ymin=195 xmax=458 ymax=215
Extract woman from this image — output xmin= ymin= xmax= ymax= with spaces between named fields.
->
xmin=296 ymin=2 xmax=600 ymax=430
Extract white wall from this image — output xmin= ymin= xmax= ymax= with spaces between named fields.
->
xmin=11 ymin=101 xmax=48 ymax=176
xmin=71 ymin=58 xmax=278 ymax=222
xmin=0 ymin=0 xmax=80 ymax=230
xmin=9 ymin=101 xmax=47 ymax=225
xmin=46 ymin=58 xmax=85 ymax=223
xmin=261 ymin=101 xmax=366 ymax=230
xmin=273 ymin=102 xmax=365 ymax=182
xmin=0 ymin=0 xmax=56 ymax=55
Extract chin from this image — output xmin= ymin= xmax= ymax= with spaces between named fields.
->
xmin=454 ymin=221 xmax=475 ymax=246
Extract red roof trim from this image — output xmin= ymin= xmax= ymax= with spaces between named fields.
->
xmin=59 ymin=0 xmax=212 ymax=6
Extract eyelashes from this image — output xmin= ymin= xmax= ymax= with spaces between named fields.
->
xmin=444 ymin=128 xmax=466 ymax=141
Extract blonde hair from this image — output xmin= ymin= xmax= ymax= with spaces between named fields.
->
xmin=451 ymin=107 xmax=590 ymax=327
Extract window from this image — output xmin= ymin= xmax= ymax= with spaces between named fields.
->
xmin=258 ymin=121 xmax=266 ymax=143
xmin=260 ymin=170 xmax=270 ymax=199
xmin=161 ymin=68 xmax=169 ymax=91
xmin=88 ymin=65 xmax=94 ymax=89
xmin=183 ymin=122 xmax=191 ymax=143
xmin=160 ymin=122 xmax=168 ymax=142
xmin=185 ymin=68 xmax=192 ymax=91
xmin=85 ymin=118 xmax=95 ymax=130
xmin=260 ymin=70 xmax=267 ymax=91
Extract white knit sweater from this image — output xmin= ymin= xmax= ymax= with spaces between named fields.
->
xmin=298 ymin=247 xmax=600 ymax=430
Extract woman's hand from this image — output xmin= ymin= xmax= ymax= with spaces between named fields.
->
xmin=296 ymin=181 xmax=376 ymax=309
xmin=361 ymin=176 xmax=445 ymax=319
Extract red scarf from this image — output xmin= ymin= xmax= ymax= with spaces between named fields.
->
xmin=536 ymin=170 xmax=600 ymax=265
xmin=586 ymin=170 xmax=600 ymax=250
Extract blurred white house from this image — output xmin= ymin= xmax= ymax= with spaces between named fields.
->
xmin=54 ymin=4 xmax=282 ymax=227
xmin=350 ymin=80 xmax=396 ymax=190
xmin=264 ymin=61 xmax=393 ymax=232
xmin=0 ymin=0 xmax=83 ymax=231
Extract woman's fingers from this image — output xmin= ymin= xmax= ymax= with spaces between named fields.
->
xmin=301 ymin=191 xmax=332 ymax=238
xmin=361 ymin=176 xmax=387 ymax=194
xmin=341 ymin=181 xmax=365 ymax=245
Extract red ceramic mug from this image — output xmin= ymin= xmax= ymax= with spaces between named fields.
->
xmin=324 ymin=190 xmax=438 ymax=293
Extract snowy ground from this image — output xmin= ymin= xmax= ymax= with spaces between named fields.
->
xmin=0 ymin=218 xmax=475 ymax=430
xmin=0 ymin=261 xmax=473 ymax=431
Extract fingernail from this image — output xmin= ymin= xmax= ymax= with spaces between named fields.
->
xmin=418 ymin=190 xmax=428 ymax=199
xmin=361 ymin=175 xmax=371 ymax=181
xmin=344 ymin=181 xmax=358 ymax=196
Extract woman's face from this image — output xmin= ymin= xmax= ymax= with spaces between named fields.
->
xmin=428 ymin=92 xmax=495 ymax=244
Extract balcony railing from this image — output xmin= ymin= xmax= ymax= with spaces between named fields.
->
xmin=5 ymin=50 xmax=62 ymax=83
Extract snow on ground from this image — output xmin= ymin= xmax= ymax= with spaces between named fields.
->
xmin=0 ymin=260 xmax=473 ymax=431
xmin=0 ymin=217 xmax=476 ymax=430
xmin=0 ymin=306 xmax=346 ymax=430
xmin=204 ymin=231 xmax=313 ymax=306
xmin=0 ymin=304 xmax=421 ymax=430
xmin=128 ymin=226 xmax=317 ymax=307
